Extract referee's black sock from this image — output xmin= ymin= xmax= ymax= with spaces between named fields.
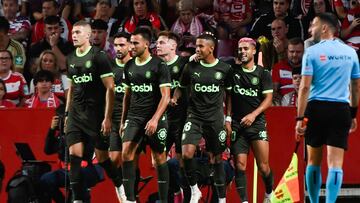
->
xmin=213 ymin=161 xmax=226 ymax=198
xmin=261 ymin=170 xmax=274 ymax=194
xmin=69 ymin=155 xmax=84 ymax=201
xmin=98 ymin=158 xmax=122 ymax=187
xmin=235 ymin=169 xmax=248 ymax=201
xmin=156 ymin=162 xmax=169 ymax=202
xmin=122 ymin=160 xmax=136 ymax=201
xmin=183 ymin=158 xmax=198 ymax=186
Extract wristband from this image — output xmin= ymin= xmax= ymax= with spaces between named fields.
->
xmin=225 ymin=116 xmax=232 ymax=123
xmin=295 ymin=116 xmax=304 ymax=121
xmin=350 ymin=107 xmax=358 ymax=119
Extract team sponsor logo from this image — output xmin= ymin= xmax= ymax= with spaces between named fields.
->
xmin=170 ymin=79 xmax=180 ymax=89
xmin=72 ymin=73 xmax=93 ymax=84
xmin=218 ymin=130 xmax=226 ymax=143
xmin=233 ymin=85 xmax=258 ymax=96
xmin=215 ymin=72 xmax=223 ymax=80
xmin=115 ymin=83 xmax=125 ymax=93
xmin=172 ymin=66 xmax=179 ymax=73
xmin=193 ymin=72 xmax=201 ymax=78
xmin=15 ymin=56 xmax=23 ymax=65
xmin=157 ymin=128 xmax=167 ymax=141
xmin=327 ymin=55 xmax=352 ymax=61
xmin=251 ymin=77 xmax=259 ymax=85
xmin=145 ymin=71 xmax=151 ymax=79
xmin=130 ymin=83 xmax=153 ymax=92
xmin=194 ymin=83 xmax=220 ymax=92
xmin=85 ymin=60 xmax=92 ymax=68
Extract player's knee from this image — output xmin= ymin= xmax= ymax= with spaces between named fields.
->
xmin=257 ymin=162 xmax=270 ymax=176
xmin=235 ymin=160 xmax=247 ymax=171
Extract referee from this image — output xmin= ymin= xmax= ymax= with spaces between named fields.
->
xmin=295 ymin=13 xmax=360 ymax=203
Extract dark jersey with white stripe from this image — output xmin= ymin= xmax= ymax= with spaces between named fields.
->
xmin=230 ymin=64 xmax=273 ymax=123
xmin=67 ymin=46 xmax=114 ymax=135
xmin=166 ymin=55 xmax=188 ymax=120
xmin=179 ymin=59 xmax=232 ymax=122
xmin=123 ymin=56 xmax=171 ymax=119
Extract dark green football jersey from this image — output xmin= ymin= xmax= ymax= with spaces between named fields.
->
xmin=179 ymin=59 xmax=232 ymax=122
xmin=166 ymin=55 xmax=188 ymax=120
xmin=123 ymin=56 xmax=171 ymax=119
xmin=112 ymin=58 xmax=127 ymax=124
xmin=67 ymin=46 xmax=114 ymax=135
xmin=230 ymin=65 xmax=273 ymax=122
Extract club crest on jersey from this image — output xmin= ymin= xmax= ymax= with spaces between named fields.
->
xmin=215 ymin=72 xmax=223 ymax=80
xmin=85 ymin=60 xmax=92 ymax=68
xmin=251 ymin=77 xmax=259 ymax=85
xmin=218 ymin=130 xmax=226 ymax=143
xmin=157 ymin=128 xmax=167 ymax=141
xmin=172 ymin=66 xmax=179 ymax=73
xmin=145 ymin=71 xmax=151 ymax=79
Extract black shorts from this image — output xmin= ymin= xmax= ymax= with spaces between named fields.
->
xmin=109 ymin=119 xmax=122 ymax=151
xmin=122 ymin=115 xmax=168 ymax=153
xmin=66 ymin=129 xmax=109 ymax=151
xmin=181 ymin=117 xmax=226 ymax=155
xmin=230 ymin=120 xmax=268 ymax=155
xmin=305 ymin=100 xmax=351 ymax=150
xmin=166 ymin=118 xmax=186 ymax=154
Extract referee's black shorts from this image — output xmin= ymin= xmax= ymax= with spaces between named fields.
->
xmin=305 ymin=100 xmax=352 ymax=150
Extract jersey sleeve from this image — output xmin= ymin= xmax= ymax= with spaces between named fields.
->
xmin=351 ymin=52 xmax=360 ymax=79
xmin=123 ymin=63 xmax=130 ymax=88
xmin=179 ymin=64 xmax=191 ymax=88
xmin=261 ymin=69 xmax=273 ymax=94
xmin=224 ymin=65 xmax=233 ymax=90
xmin=158 ymin=61 xmax=171 ymax=87
xmin=94 ymin=51 xmax=114 ymax=78
xmin=302 ymin=50 xmax=314 ymax=76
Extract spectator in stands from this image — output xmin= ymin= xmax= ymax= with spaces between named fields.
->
xmin=89 ymin=1 xmax=117 ymax=43
xmin=272 ymin=38 xmax=304 ymax=105
xmin=122 ymin=0 xmax=167 ymax=34
xmin=213 ymin=0 xmax=253 ymax=38
xmin=32 ymin=0 xmax=73 ymax=44
xmin=0 ymin=50 xmax=29 ymax=106
xmin=171 ymin=0 xmax=204 ymax=51
xmin=2 ymin=0 xmax=31 ymax=47
xmin=0 ymin=78 xmax=16 ymax=108
xmin=74 ymin=0 xmax=118 ymax=20
xmin=303 ymin=0 xmax=333 ymax=39
xmin=39 ymin=105 xmax=104 ymax=203
xmin=30 ymin=16 xmax=74 ymax=73
xmin=30 ymin=50 xmax=69 ymax=101
xmin=25 ymin=70 xmax=62 ymax=108
xmin=259 ymin=18 xmax=289 ymax=70
xmin=281 ymin=67 xmax=301 ymax=107
xmin=340 ymin=0 xmax=360 ymax=52
xmin=249 ymin=0 xmax=305 ymax=40
xmin=90 ymin=19 xmax=115 ymax=58
xmin=0 ymin=17 xmax=26 ymax=73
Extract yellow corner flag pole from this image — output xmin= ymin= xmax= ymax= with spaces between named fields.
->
xmin=253 ymin=158 xmax=258 ymax=203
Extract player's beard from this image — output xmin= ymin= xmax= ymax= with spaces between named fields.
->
xmin=116 ymin=51 xmax=127 ymax=60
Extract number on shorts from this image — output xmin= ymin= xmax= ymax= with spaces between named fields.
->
xmin=183 ymin=122 xmax=192 ymax=132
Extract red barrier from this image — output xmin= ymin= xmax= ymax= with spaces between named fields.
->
xmin=0 ymin=107 xmax=359 ymax=202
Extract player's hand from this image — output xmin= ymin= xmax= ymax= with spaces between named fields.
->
xmin=189 ymin=53 xmax=200 ymax=62
xmin=349 ymin=118 xmax=357 ymax=133
xmin=101 ymin=118 xmax=112 ymax=136
xmin=145 ymin=118 xmax=158 ymax=136
xmin=51 ymin=116 xmax=59 ymax=130
xmin=49 ymin=32 xmax=60 ymax=47
xmin=240 ymin=113 xmax=256 ymax=127
xmin=295 ymin=120 xmax=306 ymax=141
xmin=169 ymin=97 xmax=178 ymax=107
xmin=225 ymin=121 xmax=232 ymax=147
xmin=273 ymin=37 xmax=285 ymax=54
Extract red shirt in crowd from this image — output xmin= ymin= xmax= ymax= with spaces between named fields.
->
xmin=1 ymin=71 xmax=30 ymax=105
xmin=213 ymin=0 xmax=252 ymax=22
xmin=272 ymin=60 xmax=295 ymax=96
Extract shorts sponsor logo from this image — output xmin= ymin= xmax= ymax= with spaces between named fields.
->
xmin=73 ymin=73 xmax=93 ymax=84
xmin=85 ymin=60 xmax=92 ymax=68
xmin=194 ymin=83 xmax=219 ymax=92
xmin=172 ymin=66 xmax=179 ymax=73
xmin=115 ymin=83 xmax=125 ymax=93
xmin=145 ymin=71 xmax=151 ymax=79
xmin=251 ymin=77 xmax=259 ymax=85
xmin=130 ymin=83 xmax=153 ymax=92
xmin=219 ymin=130 xmax=226 ymax=143
xmin=259 ymin=131 xmax=267 ymax=140
xmin=157 ymin=128 xmax=167 ymax=141
xmin=215 ymin=72 xmax=223 ymax=80
xmin=233 ymin=85 xmax=258 ymax=96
